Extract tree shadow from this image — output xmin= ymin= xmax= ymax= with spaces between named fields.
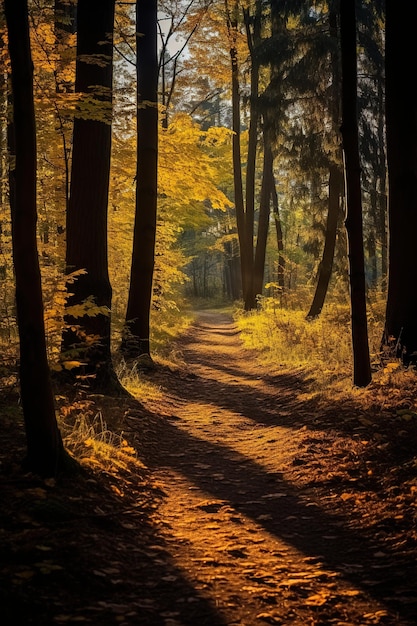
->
xmin=152 ymin=320 xmax=417 ymax=475
xmin=131 ymin=406 xmax=417 ymax=624
xmin=0 ymin=412 xmax=228 ymax=626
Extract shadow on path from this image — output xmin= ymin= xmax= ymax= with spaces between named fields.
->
xmin=135 ymin=413 xmax=416 ymax=624
xmin=131 ymin=312 xmax=417 ymax=624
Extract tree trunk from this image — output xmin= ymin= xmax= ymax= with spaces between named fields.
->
xmin=242 ymin=4 xmax=261 ymax=310
xmin=375 ymin=66 xmax=388 ymax=287
xmin=5 ymin=0 xmax=69 ymax=477
xmin=271 ymin=175 xmax=285 ymax=291
xmin=340 ymin=0 xmax=371 ymax=386
xmin=54 ymin=0 xmax=76 ymax=216
xmin=383 ymin=1 xmax=417 ymax=363
xmin=366 ymin=180 xmax=379 ymax=288
xmin=307 ymin=3 xmax=343 ymax=319
xmin=307 ymin=164 xmax=343 ymax=318
xmin=226 ymin=0 xmax=246 ymax=304
xmin=121 ymin=0 xmax=158 ymax=361
xmin=62 ymin=0 xmax=119 ymax=391
xmin=253 ymin=129 xmax=273 ymax=299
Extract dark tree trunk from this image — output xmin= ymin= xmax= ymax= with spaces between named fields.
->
xmin=271 ymin=175 xmax=285 ymax=290
xmin=5 ymin=0 xmax=69 ymax=477
xmin=375 ymin=67 xmax=388 ymax=287
xmin=226 ymin=0 xmax=246 ymax=304
xmin=0 ymin=34 xmax=7 ymax=210
xmin=307 ymin=165 xmax=343 ymax=318
xmin=383 ymin=1 xmax=417 ymax=363
xmin=367 ymin=183 xmax=378 ymax=287
xmin=307 ymin=4 xmax=343 ymax=319
xmin=54 ymin=0 xmax=77 ymax=215
xmin=253 ymin=130 xmax=273 ymax=299
xmin=121 ymin=0 xmax=158 ymax=360
xmin=268 ymin=0 xmax=286 ymax=294
xmin=242 ymin=4 xmax=261 ymax=311
xmin=224 ymin=238 xmax=241 ymax=301
xmin=62 ymin=0 xmax=119 ymax=391
xmin=340 ymin=0 xmax=371 ymax=386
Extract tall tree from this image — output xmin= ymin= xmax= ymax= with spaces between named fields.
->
xmin=225 ymin=0 xmax=247 ymax=305
xmin=253 ymin=127 xmax=273 ymax=298
xmin=357 ymin=2 xmax=387 ymax=289
xmin=121 ymin=0 xmax=158 ymax=361
xmin=54 ymin=0 xmax=77 ymax=214
xmin=225 ymin=0 xmax=263 ymax=311
xmin=339 ymin=0 xmax=371 ymax=386
xmin=306 ymin=4 xmax=343 ymax=319
xmin=382 ymin=1 xmax=417 ymax=364
xmin=5 ymin=0 xmax=69 ymax=476
xmin=62 ymin=0 xmax=119 ymax=390
xmin=306 ymin=164 xmax=343 ymax=318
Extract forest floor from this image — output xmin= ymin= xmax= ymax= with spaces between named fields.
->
xmin=1 ymin=310 xmax=417 ymax=626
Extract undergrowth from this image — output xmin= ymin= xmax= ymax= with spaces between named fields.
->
xmin=61 ymin=303 xmax=194 ymax=469
xmin=234 ymin=290 xmax=400 ymax=397
xmin=57 ymin=397 xmax=145 ymax=475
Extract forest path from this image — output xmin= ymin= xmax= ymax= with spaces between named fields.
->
xmin=129 ymin=310 xmax=416 ymax=626
xmin=2 ymin=311 xmax=417 ymax=625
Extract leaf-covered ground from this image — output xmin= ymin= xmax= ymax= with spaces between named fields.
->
xmin=1 ymin=311 xmax=417 ymax=625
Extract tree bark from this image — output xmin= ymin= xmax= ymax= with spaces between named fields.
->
xmin=54 ymin=0 xmax=77 ymax=216
xmin=383 ymin=0 xmax=417 ymax=363
xmin=121 ymin=0 xmax=158 ymax=360
xmin=307 ymin=165 xmax=343 ymax=318
xmin=62 ymin=0 xmax=119 ymax=391
xmin=340 ymin=0 xmax=371 ymax=386
xmin=253 ymin=129 xmax=273 ymax=299
xmin=270 ymin=166 xmax=285 ymax=291
xmin=242 ymin=4 xmax=261 ymax=310
xmin=307 ymin=4 xmax=343 ymax=319
xmin=5 ymin=0 xmax=69 ymax=476
xmin=226 ymin=0 xmax=246 ymax=305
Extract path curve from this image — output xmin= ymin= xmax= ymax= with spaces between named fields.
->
xmin=132 ymin=311 xmax=415 ymax=626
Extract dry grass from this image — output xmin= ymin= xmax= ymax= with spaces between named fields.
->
xmin=234 ymin=290 xmax=403 ymax=396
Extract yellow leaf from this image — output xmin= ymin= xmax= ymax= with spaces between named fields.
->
xmin=62 ymin=360 xmax=86 ymax=371
xmin=305 ymin=593 xmax=329 ymax=606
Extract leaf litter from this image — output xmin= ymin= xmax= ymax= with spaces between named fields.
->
xmin=1 ymin=311 xmax=417 ymax=625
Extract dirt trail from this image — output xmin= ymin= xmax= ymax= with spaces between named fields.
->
xmin=2 ymin=310 xmax=416 ymax=625
xmin=130 ymin=311 xmax=416 ymax=626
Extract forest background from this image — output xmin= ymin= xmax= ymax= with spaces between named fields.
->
xmin=1 ymin=0 xmax=416 ymax=476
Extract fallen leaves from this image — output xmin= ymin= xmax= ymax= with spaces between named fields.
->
xmin=2 ymin=313 xmax=417 ymax=626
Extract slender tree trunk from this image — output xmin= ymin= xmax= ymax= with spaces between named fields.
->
xmin=62 ymin=0 xmax=119 ymax=391
xmin=307 ymin=164 xmax=343 ymax=318
xmin=376 ymin=67 xmax=388 ymax=287
xmin=121 ymin=0 xmax=158 ymax=360
xmin=226 ymin=0 xmax=246 ymax=303
xmin=382 ymin=1 xmax=417 ymax=363
xmin=253 ymin=129 xmax=273 ymax=299
xmin=54 ymin=0 xmax=76 ymax=216
xmin=267 ymin=0 xmax=286 ymax=295
xmin=340 ymin=0 xmax=371 ymax=386
xmin=5 ymin=0 xmax=69 ymax=477
xmin=0 ymin=34 xmax=7 ymax=210
xmin=224 ymin=238 xmax=240 ymax=301
xmin=307 ymin=3 xmax=342 ymax=319
xmin=271 ymin=173 xmax=285 ymax=290
xmin=367 ymin=182 xmax=378 ymax=287
xmin=242 ymin=4 xmax=261 ymax=310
